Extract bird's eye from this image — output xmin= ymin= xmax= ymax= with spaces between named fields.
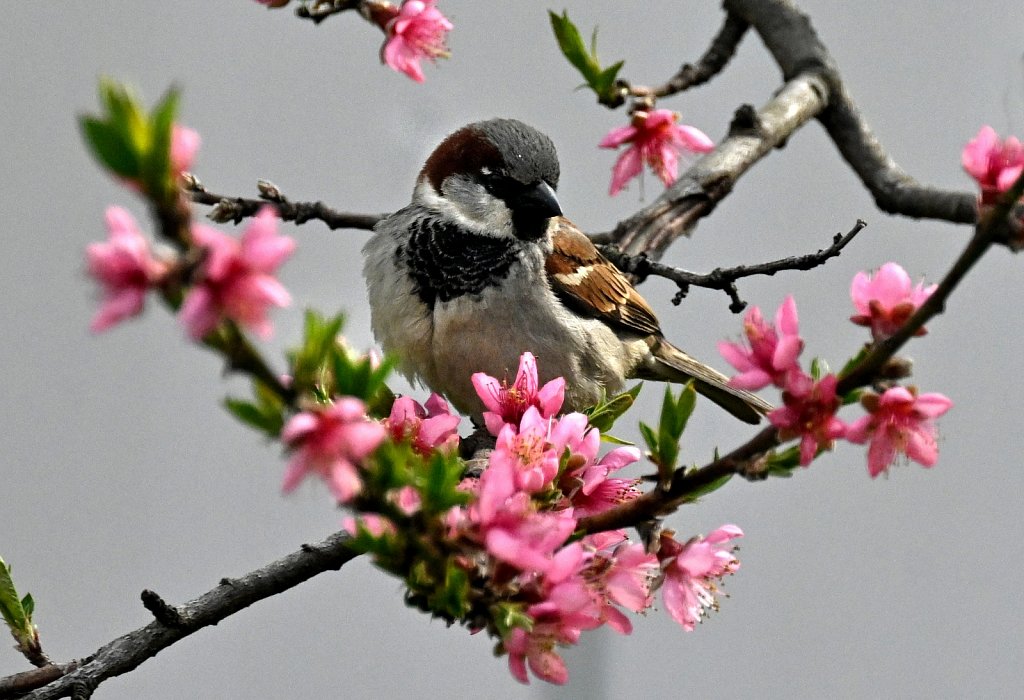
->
xmin=479 ymin=170 xmax=512 ymax=196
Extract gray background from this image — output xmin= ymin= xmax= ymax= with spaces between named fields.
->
xmin=2 ymin=2 xmax=1022 ymax=698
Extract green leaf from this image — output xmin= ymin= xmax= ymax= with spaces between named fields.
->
xmin=656 ymin=383 xmax=696 ymax=472
xmin=765 ymin=445 xmax=803 ymax=475
xmin=809 ymin=357 xmax=830 ymax=381
xmin=79 ymin=116 xmax=140 ymax=178
xmin=290 ymin=310 xmax=345 ymax=393
xmin=638 ymin=421 xmax=658 ymax=456
xmin=598 ymin=432 xmax=634 ymax=446
xmin=585 ymin=383 xmax=642 ymax=433
xmin=430 ymin=563 xmax=471 ymax=619
xmin=548 ymin=10 xmax=623 ymax=102
xmin=0 ymin=557 xmax=31 ymax=643
xmin=679 ymin=470 xmax=734 ymax=502
xmin=420 ymin=451 xmax=470 ymax=514
xmin=143 ymin=86 xmax=181 ymax=202
xmin=21 ymin=593 xmax=34 ymax=619
xmin=549 ymin=11 xmax=601 ymax=84
xmin=593 ymin=59 xmax=624 ymax=96
xmin=223 ymin=397 xmax=282 ymax=437
xmin=98 ymin=78 xmax=148 ymax=152
xmin=491 ymin=602 xmax=531 ymax=638
xmin=838 ymin=345 xmax=869 ymax=379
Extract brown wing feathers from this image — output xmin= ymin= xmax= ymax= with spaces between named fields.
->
xmin=545 ymin=218 xmax=661 ymax=337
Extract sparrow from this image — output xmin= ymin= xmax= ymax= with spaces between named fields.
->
xmin=363 ymin=118 xmax=770 ymax=424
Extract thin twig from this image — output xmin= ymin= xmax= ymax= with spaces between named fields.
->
xmin=295 ymin=0 xmax=362 ymax=24
xmin=8 ymin=533 xmax=359 ymax=699
xmin=603 ymin=220 xmax=866 ymax=312
xmin=186 ymin=176 xmax=383 ymax=231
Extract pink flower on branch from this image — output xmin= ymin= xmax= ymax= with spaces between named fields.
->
xmin=846 ymin=386 xmax=953 ymax=478
xmin=281 ymin=397 xmax=386 ymax=502
xmin=86 ymin=206 xmax=169 ymax=332
xmin=962 ymin=125 xmax=1024 ymax=203
xmin=768 ymin=373 xmax=846 ymax=466
xmin=850 ymin=262 xmax=936 ymax=342
xmin=180 ymin=206 xmax=295 ymax=339
xmin=718 ymin=295 xmax=803 ymax=390
xmin=170 ymin=125 xmax=200 ymax=177
xmin=657 ymin=525 xmax=742 ymax=631
xmin=385 ymin=393 xmax=460 ymax=455
xmin=472 ymin=351 xmax=565 ymax=436
xmin=376 ymin=0 xmax=453 ymax=83
xmin=599 ymin=109 xmax=714 ymax=196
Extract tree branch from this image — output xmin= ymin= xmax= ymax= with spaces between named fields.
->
xmin=186 ymin=176 xmax=384 ymax=231
xmin=7 ymin=533 xmax=359 ymax=699
xmin=295 ymin=0 xmax=362 ymax=24
xmin=611 ymin=72 xmax=830 ymax=256
xmin=627 ymin=12 xmax=750 ymax=99
xmin=611 ymin=0 xmax=981 ymax=261
xmin=602 ymin=220 xmax=866 ymax=312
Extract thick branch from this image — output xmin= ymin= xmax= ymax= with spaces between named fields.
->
xmin=612 ymin=73 xmax=829 ymax=256
xmin=723 ymin=0 xmax=977 ymax=223
xmin=11 ymin=533 xmax=359 ymax=699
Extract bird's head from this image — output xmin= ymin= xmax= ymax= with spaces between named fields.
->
xmin=414 ymin=118 xmax=563 ymax=241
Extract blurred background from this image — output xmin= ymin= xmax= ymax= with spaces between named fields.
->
xmin=1 ymin=2 xmax=1022 ymax=698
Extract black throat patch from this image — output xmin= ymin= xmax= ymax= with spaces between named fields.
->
xmin=399 ymin=216 xmax=520 ymax=307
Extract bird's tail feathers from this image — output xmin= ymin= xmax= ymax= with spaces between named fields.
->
xmin=644 ymin=338 xmax=772 ymax=425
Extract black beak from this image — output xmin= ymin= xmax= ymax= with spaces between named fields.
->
xmin=510 ymin=180 xmax=562 ymax=220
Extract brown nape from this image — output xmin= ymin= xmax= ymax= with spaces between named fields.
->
xmin=420 ymin=126 xmax=502 ymax=192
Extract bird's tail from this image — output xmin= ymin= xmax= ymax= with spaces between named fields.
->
xmin=644 ymin=337 xmax=773 ymax=425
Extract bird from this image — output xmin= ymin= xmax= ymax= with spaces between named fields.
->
xmin=362 ymin=118 xmax=771 ymax=424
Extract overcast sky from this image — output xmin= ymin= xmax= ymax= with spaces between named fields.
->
xmin=2 ymin=2 xmax=1023 ymax=698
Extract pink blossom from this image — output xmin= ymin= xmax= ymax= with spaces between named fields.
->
xmin=180 ymin=206 xmax=295 ymax=339
xmin=846 ymin=386 xmax=953 ymax=477
xmin=962 ymin=125 xmax=1024 ymax=203
xmin=657 ymin=525 xmax=742 ymax=631
xmin=768 ymin=373 xmax=846 ymax=466
xmin=718 ymin=295 xmax=803 ymax=390
xmin=86 ymin=206 xmax=169 ymax=332
xmin=850 ymin=263 xmax=936 ymax=342
xmin=281 ymin=398 xmax=386 ymax=502
xmin=560 ymin=439 xmax=643 ymax=517
xmin=472 ymin=351 xmax=565 ymax=436
xmin=380 ymin=0 xmax=453 ymax=83
xmin=385 ymin=393 xmax=461 ymax=454
xmin=490 ymin=407 xmax=561 ymax=493
xmin=505 ymin=625 xmax=571 ymax=685
xmin=599 ymin=109 xmax=714 ymax=196
xmin=170 ymin=125 xmax=200 ymax=176
xmin=505 ymin=544 xmax=601 ymax=685
xmin=470 ymin=459 xmax=577 ymax=575
xmin=579 ymin=534 xmax=658 ymax=633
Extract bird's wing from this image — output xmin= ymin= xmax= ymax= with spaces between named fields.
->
xmin=545 ymin=217 xmax=662 ymax=337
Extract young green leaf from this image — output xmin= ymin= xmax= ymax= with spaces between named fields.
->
xmin=79 ymin=116 xmax=140 ymax=179
xmin=548 ymin=10 xmax=625 ymax=102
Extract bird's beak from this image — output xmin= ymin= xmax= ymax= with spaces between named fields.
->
xmin=511 ymin=180 xmax=562 ymax=219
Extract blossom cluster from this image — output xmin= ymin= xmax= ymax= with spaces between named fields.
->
xmin=719 ymin=263 xmax=952 ymax=477
xmin=87 ymin=204 xmax=294 ymax=339
xmin=85 ymin=126 xmax=296 ymax=340
xmin=282 ymin=352 xmax=743 ymax=685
